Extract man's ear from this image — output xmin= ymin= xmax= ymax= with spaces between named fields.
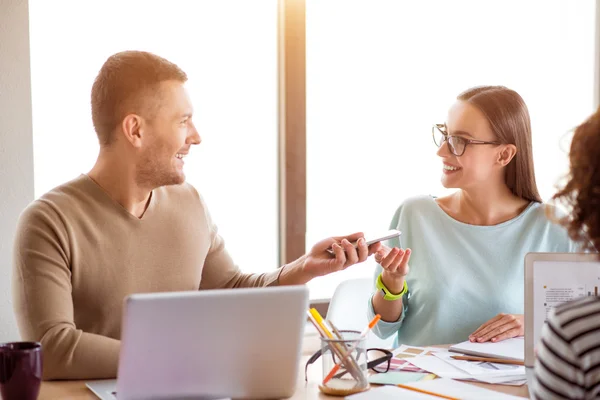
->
xmin=497 ymin=144 xmax=517 ymax=167
xmin=120 ymin=114 xmax=144 ymax=148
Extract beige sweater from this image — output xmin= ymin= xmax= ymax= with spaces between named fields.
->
xmin=12 ymin=175 xmax=280 ymax=380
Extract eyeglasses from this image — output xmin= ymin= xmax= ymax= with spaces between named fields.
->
xmin=304 ymin=347 xmax=392 ymax=381
xmin=432 ymin=123 xmax=500 ymax=156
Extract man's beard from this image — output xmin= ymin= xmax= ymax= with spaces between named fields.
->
xmin=135 ymin=146 xmax=184 ymax=189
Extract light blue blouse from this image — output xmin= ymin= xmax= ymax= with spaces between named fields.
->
xmin=368 ymin=195 xmax=577 ymax=346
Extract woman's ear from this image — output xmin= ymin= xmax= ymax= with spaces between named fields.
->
xmin=497 ymin=144 xmax=517 ymax=167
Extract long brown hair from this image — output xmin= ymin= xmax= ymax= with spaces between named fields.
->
xmin=553 ymin=108 xmax=600 ymax=252
xmin=458 ymin=86 xmax=542 ymax=203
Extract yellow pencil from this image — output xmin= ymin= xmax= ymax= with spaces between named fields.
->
xmin=309 ymin=308 xmax=334 ymax=338
xmin=308 ymin=309 xmax=366 ymax=385
xmin=306 ymin=310 xmax=327 ymax=338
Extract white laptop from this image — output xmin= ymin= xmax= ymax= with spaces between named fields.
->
xmin=524 ymin=252 xmax=600 ymax=386
xmin=87 ymin=285 xmax=309 ymax=400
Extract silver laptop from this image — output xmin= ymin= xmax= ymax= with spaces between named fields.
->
xmin=87 ymin=285 xmax=309 ymax=400
xmin=524 ymin=252 xmax=600 ymax=386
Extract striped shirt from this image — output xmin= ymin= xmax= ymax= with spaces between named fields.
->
xmin=531 ymin=296 xmax=600 ymax=400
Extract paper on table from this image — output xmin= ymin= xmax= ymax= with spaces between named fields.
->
xmin=466 ymin=376 xmax=527 ymax=385
xmin=368 ymin=372 xmax=431 ymax=385
xmin=449 ymin=337 xmax=524 ymax=361
xmin=407 ymin=355 xmax=526 ymax=385
xmin=389 ymin=344 xmax=442 ymax=372
xmin=405 ymin=378 xmax=525 ymax=399
xmin=347 ymin=385 xmax=440 ymax=399
xmin=408 ymin=355 xmax=474 ymax=380
xmin=462 ymin=378 xmax=528 ymax=386
xmin=394 ymin=344 xmax=442 ymax=358
xmin=433 ymin=352 xmax=525 ymax=376
xmin=389 ymin=357 xmax=428 ymax=373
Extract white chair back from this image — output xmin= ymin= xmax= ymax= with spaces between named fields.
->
xmin=326 ymin=278 xmax=396 ymax=349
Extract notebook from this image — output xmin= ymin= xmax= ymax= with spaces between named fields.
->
xmin=449 ymin=337 xmax=524 ymax=361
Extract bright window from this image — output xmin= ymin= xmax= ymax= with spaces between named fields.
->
xmin=29 ymin=0 xmax=279 ymax=273
xmin=306 ymin=0 xmax=596 ymax=299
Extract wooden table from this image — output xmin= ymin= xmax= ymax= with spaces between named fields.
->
xmin=39 ymin=334 xmax=529 ymax=399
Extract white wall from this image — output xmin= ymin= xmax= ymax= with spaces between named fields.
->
xmin=0 ymin=0 xmax=34 ymax=342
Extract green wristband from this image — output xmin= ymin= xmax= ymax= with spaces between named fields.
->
xmin=376 ymin=273 xmax=408 ymax=301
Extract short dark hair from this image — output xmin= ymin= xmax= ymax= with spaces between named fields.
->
xmin=91 ymin=51 xmax=187 ymax=145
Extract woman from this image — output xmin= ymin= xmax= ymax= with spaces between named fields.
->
xmin=531 ymin=109 xmax=600 ymax=400
xmin=369 ymin=86 xmax=576 ymax=347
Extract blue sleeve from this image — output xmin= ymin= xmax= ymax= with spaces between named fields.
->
xmin=367 ymin=203 xmax=409 ymax=340
xmin=368 ymin=264 xmax=408 ymax=340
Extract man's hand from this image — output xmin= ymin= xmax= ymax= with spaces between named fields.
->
xmin=302 ymin=232 xmax=381 ymax=278
xmin=469 ymin=313 xmax=524 ymax=343
xmin=278 ymin=232 xmax=382 ymax=286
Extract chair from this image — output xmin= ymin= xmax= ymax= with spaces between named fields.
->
xmin=326 ymin=278 xmax=396 ymax=349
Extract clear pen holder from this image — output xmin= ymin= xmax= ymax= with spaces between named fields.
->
xmin=318 ymin=330 xmax=370 ymax=396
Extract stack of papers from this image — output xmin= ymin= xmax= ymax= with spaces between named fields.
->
xmin=398 ymin=340 xmax=526 ymax=386
xmin=411 ymin=351 xmax=527 ymax=385
xmin=449 ymin=337 xmax=524 ymax=361
xmin=371 ymin=341 xmax=527 ymax=386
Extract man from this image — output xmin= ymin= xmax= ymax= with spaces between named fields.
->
xmin=12 ymin=51 xmax=379 ymax=380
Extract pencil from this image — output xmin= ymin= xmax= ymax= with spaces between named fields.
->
xmin=397 ymin=383 xmax=460 ymax=400
xmin=450 ymin=355 xmax=524 ymax=366
xmin=306 ymin=311 xmax=327 ymax=338
xmin=307 ymin=309 xmax=365 ymax=384
xmin=322 ymin=314 xmax=381 ymax=385
xmin=326 ymin=320 xmax=344 ymax=340
xmin=327 ymin=320 xmax=366 ymax=383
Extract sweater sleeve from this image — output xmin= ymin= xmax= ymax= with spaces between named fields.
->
xmin=12 ymin=202 xmax=120 ymax=380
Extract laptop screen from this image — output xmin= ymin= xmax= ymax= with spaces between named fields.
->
xmin=525 ymin=253 xmax=600 ymax=367
xmin=532 ymin=261 xmax=600 ymax=345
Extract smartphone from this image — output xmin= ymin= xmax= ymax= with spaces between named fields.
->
xmin=326 ymin=229 xmax=402 ymax=255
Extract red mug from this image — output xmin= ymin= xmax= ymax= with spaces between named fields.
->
xmin=0 ymin=342 xmax=42 ymax=400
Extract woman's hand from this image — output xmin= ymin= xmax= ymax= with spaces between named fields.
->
xmin=374 ymin=245 xmax=411 ymax=293
xmin=469 ymin=313 xmax=524 ymax=343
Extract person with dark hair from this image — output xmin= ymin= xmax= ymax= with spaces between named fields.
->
xmin=369 ymin=86 xmax=576 ymax=346
xmin=531 ymin=108 xmax=600 ymax=400
xmin=12 ymin=51 xmax=381 ymax=380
